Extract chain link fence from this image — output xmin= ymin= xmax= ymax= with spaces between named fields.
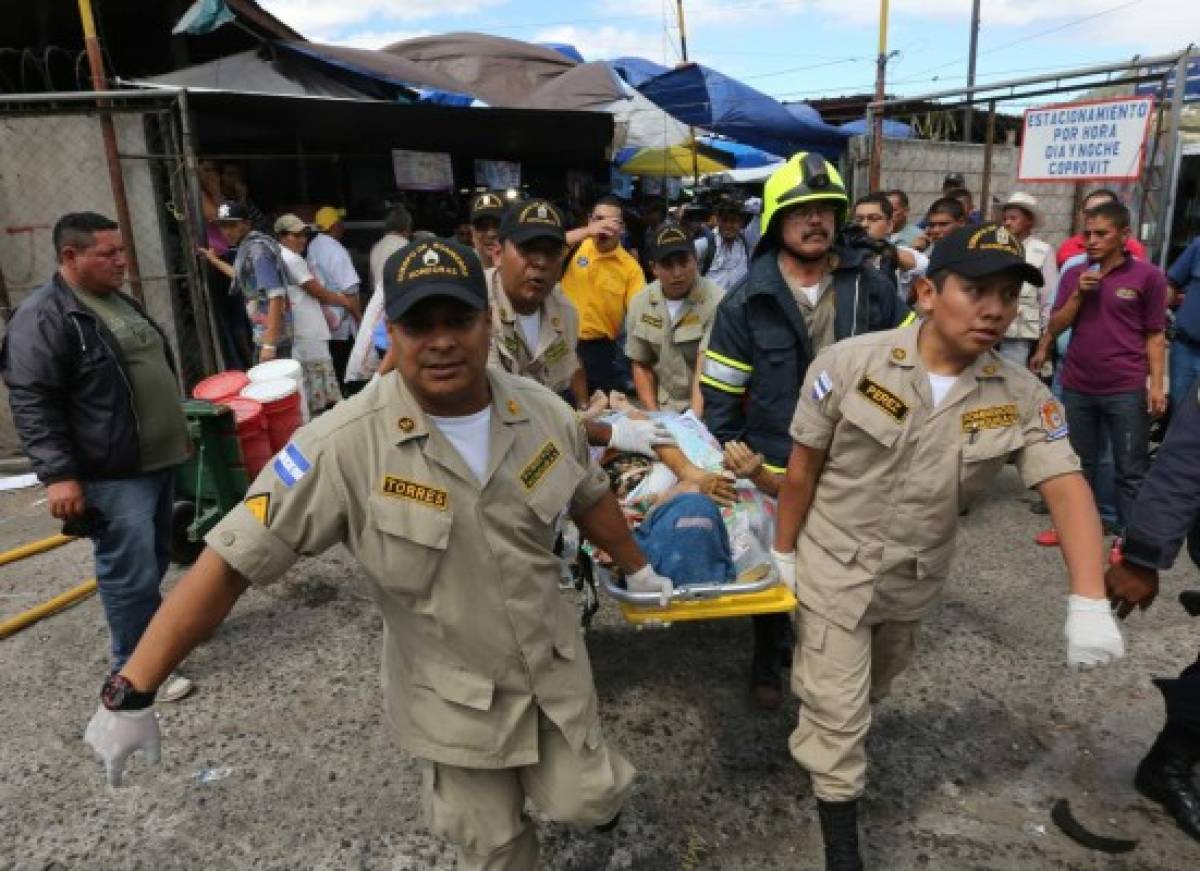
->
xmin=0 ymin=92 xmax=216 ymax=458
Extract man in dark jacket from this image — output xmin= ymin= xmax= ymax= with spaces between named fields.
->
xmin=700 ymin=153 xmax=911 ymax=708
xmin=1 ymin=212 xmax=193 ymax=700
xmin=1106 ymin=385 xmax=1200 ymax=843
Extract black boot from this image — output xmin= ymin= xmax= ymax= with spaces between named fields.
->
xmin=817 ymin=799 xmax=864 ymax=871
xmin=1134 ymin=724 xmax=1200 ymax=842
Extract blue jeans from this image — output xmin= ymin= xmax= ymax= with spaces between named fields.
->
xmin=83 ymin=470 xmax=175 ymax=671
xmin=1169 ymin=338 xmax=1200 ymax=409
xmin=1052 ymin=373 xmax=1117 ymax=527
xmin=1062 ymin=390 xmax=1149 ymax=531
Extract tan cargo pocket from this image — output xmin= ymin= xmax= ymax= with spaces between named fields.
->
xmin=411 ymin=657 xmax=495 ymax=711
xmin=367 ymin=493 xmax=451 ymax=594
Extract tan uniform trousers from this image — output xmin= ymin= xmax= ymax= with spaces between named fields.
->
xmin=423 ymin=711 xmax=636 ymax=871
xmin=789 ymin=555 xmax=937 ymax=802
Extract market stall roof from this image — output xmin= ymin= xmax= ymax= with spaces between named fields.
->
xmin=632 ymin=61 xmax=851 ymax=159
xmin=285 ymin=34 xmax=685 ymax=148
xmin=128 ymin=47 xmax=415 ymax=102
xmin=181 ymin=88 xmax=613 ymax=167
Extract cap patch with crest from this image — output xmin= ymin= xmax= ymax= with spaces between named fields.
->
xmin=651 ymin=221 xmax=695 ymax=261
xmin=382 ymin=237 xmax=488 ymax=322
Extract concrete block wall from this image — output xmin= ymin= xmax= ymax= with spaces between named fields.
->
xmin=849 ymin=136 xmax=1093 ymax=248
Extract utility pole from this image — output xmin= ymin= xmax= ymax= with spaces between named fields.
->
xmin=963 ymin=0 xmax=981 ymax=143
xmin=868 ymin=0 xmax=889 ymax=191
xmin=77 ymin=0 xmax=144 ymax=302
xmin=674 ymin=0 xmax=700 ymax=186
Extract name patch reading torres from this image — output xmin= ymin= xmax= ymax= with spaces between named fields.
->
xmin=381 ymin=476 xmax=449 ymax=510
xmin=520 ymin=440 xmax=561 ymax=490
xmin=961 ymin=404 xmax=1018 ymax=432
xmin=856 ymin=377 xmax=909 ymax=421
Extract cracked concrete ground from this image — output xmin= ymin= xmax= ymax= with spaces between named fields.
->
xmin=1 ymin=469 xmax=1198 ymax=870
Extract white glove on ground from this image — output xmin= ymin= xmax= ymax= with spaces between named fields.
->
xmin=84 ymin=705 xmax=161 ymax=786
xmin=627 ymin=564 xmax=674 ymax=607
xmin=608 ymin=418 xmax=676 ymax=457
xmin=770 ymin=548 xmax=797 ymax=595
xmin=1064 ymin=595 xmax=1125 ymax=669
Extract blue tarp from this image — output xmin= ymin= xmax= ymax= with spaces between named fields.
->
xmin=699 ymin=137 xmax=781 ymax=169
xmin=839 ymin=118 xmax=914 ymax=138
xmin=609 ymin=57 xmax=671 ymax=89
xmin=619 ymin=61 xmax=850 ymax=159
xmin=541 ymin=43 xmax=586 ymax=64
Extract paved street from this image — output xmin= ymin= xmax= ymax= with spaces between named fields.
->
xmin=1 ymin=469 xmax=1197 ymax=869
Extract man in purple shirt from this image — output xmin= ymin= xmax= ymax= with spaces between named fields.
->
xmin=1049 ymin=200 xmax=1167 ymax=535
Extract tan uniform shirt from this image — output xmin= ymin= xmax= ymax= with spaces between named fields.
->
xmin=788 ymin=324 xmax=1080 ymax=630
xmin=206 ymin=370 xmax=612 ymax=769
xmin=624 ymin=277 xmax=723 ymax=411
xmin=486 ymin=268 xmax=581 ymax=395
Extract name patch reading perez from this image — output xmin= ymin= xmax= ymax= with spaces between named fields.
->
xmin=520 ymin=441 xmax=561 ymax=490
xmin=381 ymin=476 xmax=448 ymax=510
xmin=856 ymin=377 xmax=909 ymax=421
xmin=961 ymin=404 xmax=1018 ymax=432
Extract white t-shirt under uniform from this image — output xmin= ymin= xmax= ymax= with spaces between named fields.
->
xmin=428 ymin=407 xmax=493 ymax=483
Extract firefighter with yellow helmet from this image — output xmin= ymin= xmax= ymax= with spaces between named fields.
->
xmin=699 ymin=152 xmax=911 ymax=709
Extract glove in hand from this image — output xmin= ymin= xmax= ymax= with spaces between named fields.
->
xmin=1064 ymin=595 xmax=1125 ymax=669
xmin=84 ymin=705 xmax=161 ymax=786
xmin=627 ymin=564 xmax=674 ymax=607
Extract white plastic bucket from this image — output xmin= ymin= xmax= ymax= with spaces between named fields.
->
xmin=248 ymin=358 xmax=309 ymax=422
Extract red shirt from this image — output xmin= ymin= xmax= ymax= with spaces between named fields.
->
xmin=1056 ymin=234 xmax=1146 ymax=268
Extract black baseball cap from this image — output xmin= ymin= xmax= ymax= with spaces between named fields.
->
xmin=499 ymin=199 xmax=566 ymax=245
xmin=382 ymin=238 xmax=488 ymax=322
xmin=650 ymin=222 xmax=695 ymax=261
xmin=469 ymin=191 xmax=506 ymax=224
xmin=943 ymin=172 xmax=966 ymax=188
xmin=214 ymin=200 xmax=250 ymax=222
xmin=927 ymin=224 xmax=1043 ymax=287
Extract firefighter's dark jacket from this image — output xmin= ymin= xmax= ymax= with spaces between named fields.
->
xmin=699 ymin=244 xmax=909 ymax=471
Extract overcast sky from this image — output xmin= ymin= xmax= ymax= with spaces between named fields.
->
xmin=259 ymin=1 xmax=1195 ymax=108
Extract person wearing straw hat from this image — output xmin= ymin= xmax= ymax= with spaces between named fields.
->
xmin=82 ymin=237 xmax=678 ymax=870
xmin=995 ymin=192 xmax=1058 ymax=369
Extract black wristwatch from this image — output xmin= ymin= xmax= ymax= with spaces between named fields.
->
xmin=100 ymin=673 xmax=156 ymax=711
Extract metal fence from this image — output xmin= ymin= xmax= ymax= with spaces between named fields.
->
xmin=0 ymin=91 xmax=218 ymax=457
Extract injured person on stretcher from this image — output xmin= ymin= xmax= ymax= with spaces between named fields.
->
xmin=581 ymin=392 xmax=783 ymax=599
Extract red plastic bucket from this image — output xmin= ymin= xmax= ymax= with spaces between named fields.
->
xmin=223 ymin=397 xmax=272 ymax=479
xmin=193 ymin=370 xmax=249 ymax=403
xmin=240 ymin=379 xmax=303 ymax=453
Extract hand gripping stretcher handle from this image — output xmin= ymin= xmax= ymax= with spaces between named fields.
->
xmin=599 ymin=565 xmax=780 ymax=606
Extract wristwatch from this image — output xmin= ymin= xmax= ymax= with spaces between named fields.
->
xmin=100 ymin=673 xmax=156 ymax=711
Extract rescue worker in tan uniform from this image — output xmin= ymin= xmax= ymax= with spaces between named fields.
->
xmin=486 ymin=198 xmax=588 ymax=408
xmin=624 ymin=222 xmax=724 ymax=412
xmin=771 ymin=225 xmax=1126 ymax=870
xmin=82 ymin=238 xmax=679 ymax=871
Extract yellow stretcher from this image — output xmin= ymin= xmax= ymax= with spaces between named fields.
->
xmin=570 ymin=546 xmax=797 ymax=629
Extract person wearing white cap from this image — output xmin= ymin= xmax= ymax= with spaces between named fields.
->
xmin=996 ymin=192 xmax=1058 ymax=369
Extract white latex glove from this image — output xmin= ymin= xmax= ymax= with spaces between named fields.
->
xmin=607 ymin=417 xmax=676 ymax=457
xmin=1064 ymin=595 xmax=1125 ymax=669
xmin=84 ymin=705 xmax=161 ymax=786
xmin=770 ymin=548 xmax=797 ymax=595
xmin=627 ymin=564 xmax=674 ymax=607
